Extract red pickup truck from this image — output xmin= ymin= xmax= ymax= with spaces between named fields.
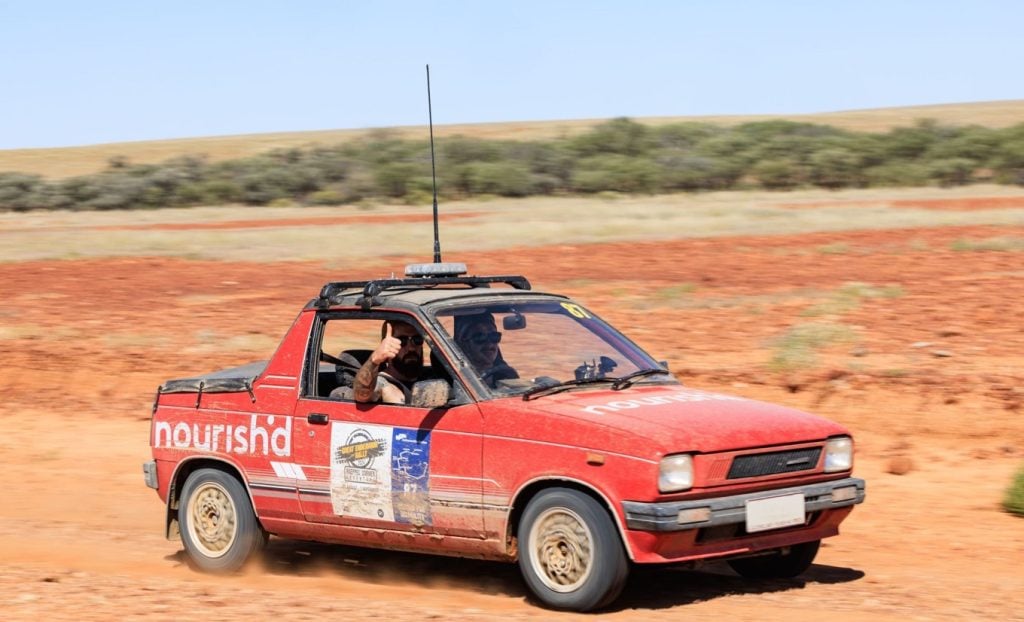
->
xmin=144 ymin=264 xmax=865 ymax=611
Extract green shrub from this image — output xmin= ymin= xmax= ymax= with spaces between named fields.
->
xmin=195 ymin=179 xmax=243 ymax=204
xmin=442 ymin=136 xmax=502 ymax=164
xmin=335 ymin=169 xmax=377 ymax=203
xmin=882 ymin=120 xmax=942 ymax=159
xmin=0 ymin=172 xmax=45 ymax=211
xmin=1004 ymin=463 xmax=1024 ymax=516
xmin=657 ymin=154 xmax=720 ymax=191
xmin=9 ymin=116 xmax=1024 ymax=212
xmin=991 ymin=131 xmax=1024 ymax=184
xmin=753 ymin=158 xmax=802 ymax=190
xmin=809 ymin=147 xmax=863 ymax=189
xmin=462 ymin=161 xmax=533 ymax=197
xmin=654 ymin=122 xmax=722 ymax=149
xmin=239 ymin=171 xmax=288 ymax=205
xmin=515 ymin=142 xmax=575 ymax=190
xmin=654 ymin=283 xmax=697 ymax=301
xmin=571 ymin=154 xmax=659 ymax=193
xmin=816 ymin=242 xmax=851 ymax=255
xmin=925 ymin=126 xmax=1001 ymax=162
xmin=570 ymin=117 xmax=653 ymax=157
xmin=768 ymin=322 xmax=856 ymax=372
xmin=928 ymin=157 xmax=977 ymax=186
xmin=307 ymin=188 xmax=346 ymax=206
xmin=802 ymin=282 xmax=904 ymax=316
xmin=373 ymin=162 xmax=419 ymax=198
xmin=863 ymin=161 xmax=931 ymax=187
xmin=950 ymin=237 xmax=1024 ymax=252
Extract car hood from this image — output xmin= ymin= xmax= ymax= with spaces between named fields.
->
xmin=502 ymin=384 xmax=847 ymax=456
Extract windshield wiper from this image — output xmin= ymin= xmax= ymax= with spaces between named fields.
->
xmin=610 ymin=368 xmax=672 ymax=391
xmin=522 ymin=369 xmax=672 ymax=400
xmin=522 ymin=377 xmax=615 ymax=400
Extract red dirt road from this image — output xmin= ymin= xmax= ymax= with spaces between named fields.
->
xmin=1 ymin=223 xmax=1023 ymax=620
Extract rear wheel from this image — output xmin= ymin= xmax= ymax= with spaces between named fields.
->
xmin=727 ymin=540 xmax=820 ymax=578
xmin=517 ymin=488 xmax=629 ymax=611
xmin=178 ymin=468 xmax=266 ymax=572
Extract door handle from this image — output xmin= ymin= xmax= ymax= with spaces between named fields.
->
xmin=307 ymin=413 xmax=329 ymax=425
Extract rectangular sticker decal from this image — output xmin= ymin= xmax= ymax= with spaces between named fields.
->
xmin=329 ymin=423 xmax=433 ymax=525
xmin=330 ymin=423 xmax=394 ymax=521
xmin=391 ymin=427 xmax=432 ymax=525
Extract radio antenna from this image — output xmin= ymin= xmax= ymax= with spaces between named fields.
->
xmin=426 ymin=64 xmax=441 ymax=263
xmin=405 ymin=66 xmax=468 ymax=279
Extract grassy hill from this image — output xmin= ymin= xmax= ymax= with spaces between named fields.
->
xmin=3 ymin=99 xmax=1023 ymax=180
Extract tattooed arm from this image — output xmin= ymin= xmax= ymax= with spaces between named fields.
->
xmin=353 ymin=358 xmax=383 ymax=403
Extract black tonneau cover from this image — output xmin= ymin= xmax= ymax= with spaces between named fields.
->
xmin=158 ymin=361 xmax=266 ymax=394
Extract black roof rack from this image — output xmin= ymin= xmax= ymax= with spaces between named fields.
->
xmin=317 ymin=275 xmax=531 ymax=310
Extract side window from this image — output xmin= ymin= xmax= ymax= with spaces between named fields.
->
xmin=322 ymin=318 xmax=391 ymax=375
xmin=308 ymin=316 xmax=450 ymax=403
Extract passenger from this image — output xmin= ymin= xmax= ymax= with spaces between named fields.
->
xmin=353 ymin=320 xmax=425 ymax=404
xmin=455 ymin=312 xmax=519 ymax=388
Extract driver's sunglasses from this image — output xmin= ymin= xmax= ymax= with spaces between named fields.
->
xmin=396 ymin=335 xmax=425 ymax=347
xmin=467 ymin=332 xmax=502 ymax=345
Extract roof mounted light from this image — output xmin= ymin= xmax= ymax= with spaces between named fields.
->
xmin=405 ymin=262 xmax=468 ymax=278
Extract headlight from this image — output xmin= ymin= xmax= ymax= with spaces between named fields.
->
xmin=824 ymin=436 xmax=854 ymax=472
xmin=659 ymin=454 xmax=694 ymax=493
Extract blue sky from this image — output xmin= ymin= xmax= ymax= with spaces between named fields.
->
xmin=1 ymin=1 xmax=1021 ymax=149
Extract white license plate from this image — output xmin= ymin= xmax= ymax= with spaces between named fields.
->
xmin=745 ymin=493 xmax=805 ymax=533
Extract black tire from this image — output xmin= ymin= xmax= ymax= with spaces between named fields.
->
xmin=517 ymin=488 xmax=629 ymax=612
xmin=178 ymin=468 xmax=267 ymax=573
xmin=727 ymin=540 xmax=820 ymax=579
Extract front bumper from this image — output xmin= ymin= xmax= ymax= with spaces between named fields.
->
xmin=622 ymin=477 xmax=865 ymax=532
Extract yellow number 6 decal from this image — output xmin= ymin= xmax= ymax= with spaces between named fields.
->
xmin=560 ymin=302 xmax=592 ymax=319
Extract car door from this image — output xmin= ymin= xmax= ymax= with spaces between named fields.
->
xmin=291 ymin=312 xmax=485 ymax=539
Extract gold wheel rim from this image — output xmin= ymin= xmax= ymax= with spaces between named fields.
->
xmin=528 ymin=507 xmax=594 ymax=593
xmin=186 ymin=481 xmax=238 ymax=558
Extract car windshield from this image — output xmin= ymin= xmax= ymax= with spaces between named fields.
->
xmin=434 ymin=300 xmax=674 ymax=397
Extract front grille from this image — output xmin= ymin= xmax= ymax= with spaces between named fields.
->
xmin=727 ymin=447 xmax=821 ymax=479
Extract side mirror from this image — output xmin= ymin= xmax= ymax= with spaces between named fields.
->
xmin=411 ymin=379 xmax=450 ymax=409
xmin=659 ymin=360 xmax=670 ymax=370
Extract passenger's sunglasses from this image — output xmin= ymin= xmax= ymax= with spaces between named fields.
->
xmin=396 ymin=335 xmax=425 ymax=347
xmin=466 ymin=332 xmax=502 ymax=345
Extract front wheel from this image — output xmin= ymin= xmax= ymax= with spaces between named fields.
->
xmin=178 ymin=468 xmax=267 ymax=572
xmin=517 ymin=488 xmax=629 ymax=611
xmin=727 ymin=539 xmax=820 ymax=578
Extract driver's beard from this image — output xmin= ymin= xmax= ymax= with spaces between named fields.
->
xmin=390 ymin=352 xmax=422 ymax=380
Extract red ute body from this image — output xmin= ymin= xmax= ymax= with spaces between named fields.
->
xmin=147 ymin=277 xmax=864 ymax=571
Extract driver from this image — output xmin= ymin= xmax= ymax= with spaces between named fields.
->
xmin=353 ymin=320 xmax=425 ymax=404
xmin=455 ymin=312 xmax=519 ymax=388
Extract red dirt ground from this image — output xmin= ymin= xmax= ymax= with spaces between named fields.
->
xmin=1 ymin=219 xmax=1023 ymax=620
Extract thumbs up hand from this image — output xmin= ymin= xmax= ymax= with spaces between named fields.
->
xmin=371 ymin=321 xmax=402 ymax=365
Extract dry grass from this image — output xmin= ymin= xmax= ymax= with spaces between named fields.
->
xmin=3 ymin=100 xmax=1023 ymax=179
xmin=0 ymin=323 xmax=77 ymax=341
xmin=2 ymin=186 xmax=1023 ymax=263
xmin=767 ymin=322 xmax=858 ymax=372
xmin=950 ymin=236 xmax=1024 ymax=252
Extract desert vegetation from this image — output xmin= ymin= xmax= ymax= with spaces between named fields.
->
xmin=1006 ymin=465 xmax=1024 ymax=516
xmin=2 ymin=117 xmax=1024 ymax=212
